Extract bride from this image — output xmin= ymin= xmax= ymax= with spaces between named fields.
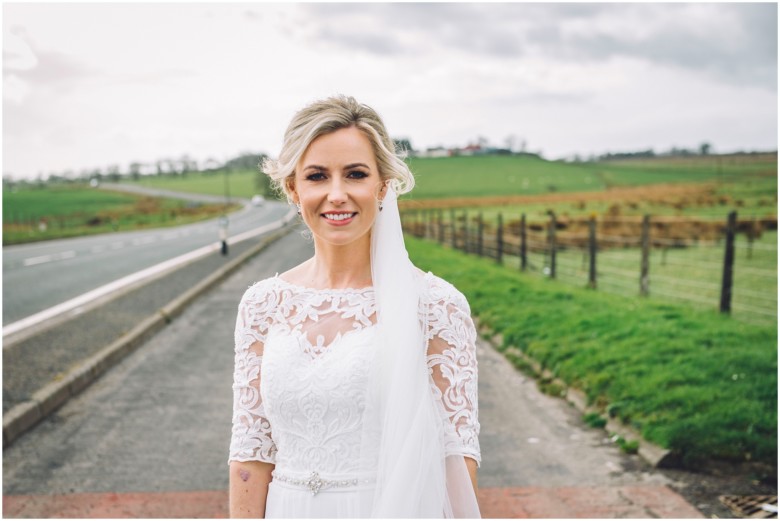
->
xmin=228 ymin=95 xmax=481 ymax=518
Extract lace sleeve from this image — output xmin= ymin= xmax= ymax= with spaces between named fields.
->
xmin=228 ymin=281 xmax=278 ymax=465
xmin=424 ymin=277 xmax=481 ymax=466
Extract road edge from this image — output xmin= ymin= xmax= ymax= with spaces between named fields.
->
xmin=478 ymin=324 xmax=675 ymax=469
xmin=2 ymin=224 xmax=296 ymax=448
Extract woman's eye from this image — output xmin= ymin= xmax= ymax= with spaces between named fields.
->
xmin=305 ymin=172 xmax=326 ymax=181
xmin=348 ymin=171 xmax=368 ymax=179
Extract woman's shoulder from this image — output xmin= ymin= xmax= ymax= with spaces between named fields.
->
xmin=238 ymin=274 xmax=284 ymax=306
xmin=414 ymin=268 xmax=471 ymax=313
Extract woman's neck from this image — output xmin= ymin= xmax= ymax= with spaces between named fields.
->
xmin=302 ymin=235 xmax=373 ymax=289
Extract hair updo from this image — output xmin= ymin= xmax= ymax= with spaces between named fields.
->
xmin=262 ymin=95 xmax=415 ymax=203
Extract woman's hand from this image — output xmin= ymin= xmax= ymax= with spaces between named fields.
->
xmin=229 ymin=460 xmax=274 ymax=518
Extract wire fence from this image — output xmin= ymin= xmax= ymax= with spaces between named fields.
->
xmin=402 ymin=209 xmax=777 ymax=325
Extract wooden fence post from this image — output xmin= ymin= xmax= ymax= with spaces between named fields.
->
xmin=477 ymin=212 xmax=484 ymax=257
xmin=640 ymin=214 xmax=650 ymax=296
xmin=496 ymin=213 xmax=504 ymax=265
xmin=463 ymin=210 xmax=469 ymax=254
xmin=520 ymin=213 xmax=527 ymax=271
xmin=450 ymin=208 xmax=457 ymax=249
xmin=548 ymin=211 xmax=557 ymax=278
xmin=588 ymin=215 xmax=597 ymax=289
xmin=438 ymin=209 xmax=444 ymax=244
xmin=720 ymin=210 xmax=737 ymax=313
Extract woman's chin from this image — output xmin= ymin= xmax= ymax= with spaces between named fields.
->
xmin=312 ymin=229 xmax=371 ymax=248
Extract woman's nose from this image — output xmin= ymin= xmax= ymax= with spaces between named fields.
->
xmin=327 ymin=178 xmax=348 ymax=204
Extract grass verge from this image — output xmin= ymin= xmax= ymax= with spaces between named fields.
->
xmin=405 ymin=234 xmax=777 ymax=472
xmin=3 ymin=184 xmax=239 ymax=245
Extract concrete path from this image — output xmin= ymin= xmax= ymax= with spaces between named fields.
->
xmin=3 ymin=229 xmax=702 ymax=518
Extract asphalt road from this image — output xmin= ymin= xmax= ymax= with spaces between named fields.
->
xmin=3 ymin=187 xmax=289 ymax=326
xmin=2 ymin=227 xmax=684 ymax=500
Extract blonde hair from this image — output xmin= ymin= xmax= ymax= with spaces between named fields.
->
xmin=262 ymin=95 xmax=415 ymax=202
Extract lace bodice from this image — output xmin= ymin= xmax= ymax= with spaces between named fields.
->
xmin=228 ymin=271 xmax=480 ymax=477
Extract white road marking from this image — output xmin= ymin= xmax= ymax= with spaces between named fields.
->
xmin=23 ymin=250 xmax=76 ymax=267
xmin=4 ymin=208 xmax=296 ymax=341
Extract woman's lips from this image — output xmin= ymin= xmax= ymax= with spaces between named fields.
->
xmin=322 ymin=212 xmax=357 ymax=226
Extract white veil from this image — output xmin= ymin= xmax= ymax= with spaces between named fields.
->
xmin=358 ymin=185 xmax=481 ymax=518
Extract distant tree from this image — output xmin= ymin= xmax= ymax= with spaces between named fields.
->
xmin=202 ymin=157 xmax=222 ymax=173
xmin=224 ymin=152 xmax=265 ymax=172
xmin=504 ymin=134 xmax=517 ymax=152
xmin=699 ymin=142 xmax=712 ymax=155
xmin=179 ymin=154 xmax=198 ymax=177
xmin=106 ymin=164 xmax=121 ymax=182
xmin=129 ymin=162 xmax=142 ymax=181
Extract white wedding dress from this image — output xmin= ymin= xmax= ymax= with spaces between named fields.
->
xmin=229 ymin=270 xmax=480 ymax=518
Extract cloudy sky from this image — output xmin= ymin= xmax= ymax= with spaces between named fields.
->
xmin=3 ymin=2 xmax=778 ymax=180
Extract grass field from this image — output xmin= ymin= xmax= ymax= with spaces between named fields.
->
xmin=407 ymin=153 xmax=776 ymax=199
xmin=428 ymin=175 xmax=777 ymax=222
xmin=405 ymin=234 xmax=777 ymax=471
xmin=3 ymin=184 xmax=238 ymax=245
xmin=130 ymin=171 xmax=261 ymax=200
xmin=120 ymin=152 xmax=777 ymax=202
xmin=515 ymin=232 xmax=777 ymax=326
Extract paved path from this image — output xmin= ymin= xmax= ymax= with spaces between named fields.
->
xmin=2 ymin=229 xmax=702 ymax=518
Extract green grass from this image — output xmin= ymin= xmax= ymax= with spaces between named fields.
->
xmin=513 ymin=232 xmax=777 ymax=326
xmin=3 ymin=184 xmax=142 ymax=219
xmin=3 ymin=184 xmax=238 ymax=245
xmin=406 ymin=153 xmax=775 ymax=199
xmin=406 ymin=156 xmax=604 ymax=199
xmin=406 ymin=234 xmax=777 ymax=470
xmin=130 ymin=170 xmax=261 ymax=199
xmin=592 ymin=154 xmax=776 ymax=187
xmin=120 ymin=153 xmax=777 ymax=202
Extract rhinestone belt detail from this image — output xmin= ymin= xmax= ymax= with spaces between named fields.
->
xmin=272 ymin=470 xmax=373 ymax=496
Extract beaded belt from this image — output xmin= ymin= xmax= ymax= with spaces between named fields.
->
xmin=271 ymin=470 xmax=373 ymax=496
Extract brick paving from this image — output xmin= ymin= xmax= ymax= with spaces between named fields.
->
xmin=4 ymin=486 xmax=702 ymax=518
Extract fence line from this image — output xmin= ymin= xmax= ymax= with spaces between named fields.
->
xmin=402 ymin=209 xmax=776 ymax=321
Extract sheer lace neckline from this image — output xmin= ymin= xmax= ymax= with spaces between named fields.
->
xmin=274 ymin=274 xmax=375 ymax=294
xmin=273 ymin=270 xmax=433 ymax=295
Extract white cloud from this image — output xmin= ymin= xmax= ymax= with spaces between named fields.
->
xmin=2 ymin=3 xmax=777 ymax=179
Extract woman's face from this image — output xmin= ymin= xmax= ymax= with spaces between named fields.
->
xmin=291 ymin=126 xmax=386 ymax=249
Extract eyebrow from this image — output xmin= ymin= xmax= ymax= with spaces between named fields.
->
xmin=302 ymin=163 xmax=372 ymax=172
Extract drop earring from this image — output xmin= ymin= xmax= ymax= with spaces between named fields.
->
xmin=296 ymin=203 xmax=301 ymax=216
xmin=379 ymin=200 xmax=384 ymax=212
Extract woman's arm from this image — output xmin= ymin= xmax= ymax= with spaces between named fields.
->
xmin=464 ymin=456 xmax=478 ymax=493
xmin=229 ymin=460 xmax=274 ymax=518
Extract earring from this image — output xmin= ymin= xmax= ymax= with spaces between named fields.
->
xmin=296 ymin=203 xmax=301 ymax=216
xmin=379 ymin=200 xmax=384 ymax=212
